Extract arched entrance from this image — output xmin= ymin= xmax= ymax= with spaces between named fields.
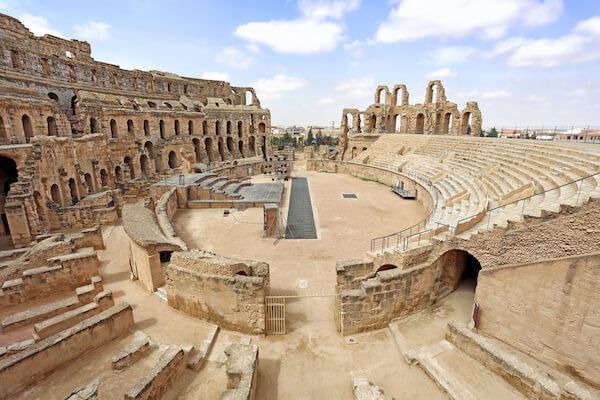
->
xmin=0 ymin=156 xmax=18 ymax=236
xmin=248 ymin=136 xmax=256 ymax=155
xmin=415 ymin=113 xmax=425 ymax=134
xmin=68 ymin=178 xmax=78 ymax=204
xmin=168 ymin=151 xmax=178 ymax=169
xmin=461 ymin=112 xmax=472 ymax=135
xmin=205 ymin=138 xmax=214 ymax=162
xmin=238 ymin=140 xmax=244 ymax=157
xmin=140 ymin=154 xmax=150 ymax=177
xmin=217 ymin=139 xmax=226 ymax=161
xmin=436 ymin=249 xmax=481 ymax=296
xmin=124 ymin=156 xmax=135 ymax=179
xmin=261 ymin=136 xmax=267 ymax=156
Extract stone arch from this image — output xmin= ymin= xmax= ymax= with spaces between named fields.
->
xmin=370 ymin=114 xmax=377 ymax=131
xmin=215 ymin=121 xmax=221 ymax=135
xmin=460 ymin=111 xmax=472 ymax=135
xmin=22 ymin=114 xmax=33 ymax=138
xmin=168 ymin=151 xmax=178 ymax=168
xmin=110 ymin=119 xmax=117 ymax=138
xmin=393 ymin=114 xmax=402 ymax=133
xmin=205 ymin=137 xmax=215 ymax=162
xmin=238 ymin=140 xmax=244 ymax=157
xmin=376 ymin=264 xmax=398 ymax=273
xmin=84 ymin=173 xmax=94 ymax=194
xmin=415 ymin=113 xmax=425 ymax=134
xmin=174 ymin=120 xmax=180 ymax=136
xmin=159 ymin=120 xmax=165 ymax=139
xmin=237 ymin=121 xmax=243 ymax=137
xmin=248 ymin=136 xmax=256 ymax=155
xmin=140 ymin=154 xmax=150 ymax=177
xmin=90 ymin=118 xmax=99 ymax=134
xmin=47 ymin=116 xmax=57 ymax=136
xmin=50 ymin=183 xmax=61 ymax=205
xmin=124 ymin=156 xmax=135 ymax=179
xmin=68 ymin=178 xmax=78 ymax=204
xmin=144 ymin=120 xmax=150 ymax=136
xmin=245 ymin=90 xmax=253 ymax=105
xmin=261 ymin=136 xmax=267 ymax=156
xmin=374 ymin=86 xmax=389 ymax=104
xmin=188 ymin=120 xmax=194 ymax=135
xmin=392 ymin=84 xmax=409 ymax=106
xmin=258 ymin=122 xmax=266 ymax=134
xmin=100 ymin=169 xmax=109 ymax=187
xmin=203 ymin=120 xmax=208 ymax=135
xmin=351 ymin=146 xmax=357 ymax=158
xmin=435 ymin=249 xmax=481 ymax=295
xmin=227 ymin=136 xmax=234 ymax=154
xmin=443 ymin=112 xmax=453 ymax=134
xmin=227 ymin=121 xmax=232 ymax=135
xmin=127 ymin=119 xmax=134 ymax=136
xmin=48 ymin=92 xmax=59 ymax=102
xmin=115 ymin=166 xmax=123 ymax=182
xmin=217 ymin=138 xmax=226 ymax=161
xmin=425 ymin=80 xmax=446 ymax=104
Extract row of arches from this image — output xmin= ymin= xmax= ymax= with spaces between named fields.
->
xmin=0 ymin=114 xmax=59 ymax=140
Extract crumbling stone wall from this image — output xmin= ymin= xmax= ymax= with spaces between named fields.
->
xmin=166 ymin=250 xmax=269 ymax=335
xmin=476 ymin=252 xmax=600 ymax=388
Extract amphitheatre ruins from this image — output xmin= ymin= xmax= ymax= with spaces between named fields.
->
xmin=0 ymin=11 xmax=599 ymax=400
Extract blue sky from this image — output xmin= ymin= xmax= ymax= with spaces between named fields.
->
xmin=2 ymin=0 xmax=600 ymax=128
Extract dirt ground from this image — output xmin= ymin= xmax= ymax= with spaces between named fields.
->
xmin=10 ymin=156 xmax=478 ymax=399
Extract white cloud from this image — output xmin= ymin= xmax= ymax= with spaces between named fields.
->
xmin=74 ymin=21 xmax=111 ymax=40
xmin=299 ymin=0 xmax=360 ymax=19
xmin=344 ymin=40 xmax=364 ymax=57
xmin=334 ymin=77 xmax=375 ymax=99
xmin=235 ymin=19 xmax=345 ymax=55
xmin=375 ymin=0 xmax=563 ymax=43
xmin=317 ymin=97 xmax=334 ymax=104
xmin=202 ymin=72 xmax=231 ymax=81
xmin=234 ymin=0 xmax=359 ymax=54
xmin=251 ymin=74 xmax=308 ymax=101
xmin=21 ymin=13 xmax=62 ymax=37
xmin=214 ymin=46 xmax=256 ymax=69
xmin=487 ymin=15 xmax=600 ymax=68
xmin=568 ymin=89 xmax=585 ymax=97
xmin=245 ymin=43 xmax=261 ymax=54
xmin=425 ymin=68 xmax=456 ymax=79
xmin=430 ymin=46 xmax=474 ymax=65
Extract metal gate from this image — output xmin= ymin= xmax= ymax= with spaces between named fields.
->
xmin=265 ymin=294 xmax=341 ymax=335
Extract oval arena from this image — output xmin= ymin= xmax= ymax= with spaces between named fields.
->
xmin=0 ymin=13 xmax=599 ymax=400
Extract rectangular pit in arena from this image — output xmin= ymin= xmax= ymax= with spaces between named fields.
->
xmin=150 ymin=172 xmax=284 ymax=208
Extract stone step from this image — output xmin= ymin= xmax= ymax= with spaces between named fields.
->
xmin=1 ymin=295 xmax=80 ymax=331
xmin=413 ymin=340 xmax=527 ymax=400
xmin=446 ymin=322 xmax=600 ymax=400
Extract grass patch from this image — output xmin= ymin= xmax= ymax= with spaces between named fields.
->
xmin=355 ymin=175 xmax=392 ymax=188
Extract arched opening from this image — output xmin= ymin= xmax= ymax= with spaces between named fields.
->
xmin=258 ymin=123 xmax=266 ymax=134
xmin=124 ymin=156 xmax=135 ymax=179
xmin=143 ymin=120 xmax=150 ymax=136
xmin=100 ymin=169 xmax=109 ymax=187
xmin=461 ymin=112 xmax=472 ymax=135
xmin=127 ymin=120 xmax=134 ymax=136
xmin=47 ymin=116 xmax=57 ymax=136
xmin=245 ymin=90 xmax=253 ymax=105
xmin=71 ymin=96 xmax=77 ymax=115
xmin=415 ymin=113 xmax=425 ymax=134
xmin=351 ymin=147 xmax=357 ymax=158
xmin=168 ymin=151 xmax=178 ymax=168
xmin=261 ymin=136 xmax=267 ymax=156
xmin=68 ymin=178 xmax=78 ymax=204
xmin=437 ymin=249 xmax=481 ymax=296
xmin=0 ymin=116 xmax=7 ymax=139
xmin=376 ymin=264 xmax=398 ymax=273
xmin=248 ymin=136 xmax=256 ymax=155
xmin=110 ymin=119 xmax=117 ymax=138
xmin=48 ymin=92 xmax=59 ymax=102
xmin=188 ymin=120 xmax=193 ymax=135
xmin=237 ymin=121 xmax=243 ymax=137
xmin=140 ymin=154 xmax=150 ymax=177
xmin=174 ymin=120 xmax=180 ymax=136
xmin=227 ymin=136 xmax=234 ymax=154
xmin=215 ymin=121 xmax=221 ymax=135
xmin=238 ymin=140 xmax=244 ymax=157
xmin=393 ymin=114 xmax=402 ymax=133
xmin=235 ymin=271 xmax=248 ymax=276
xmin=202 ymin=120 xmax=208 ymax=135
xmin=159 ymin=251 xmax=172 ymax=263
xmin=217 ymin=139 xmax=226 ymax=161
xmin=205 ymin=138 xmax=214 ymax=162
xmin=22 ymin=114 xmax=33 ymax=138
xmin=192 ymin=139 xmax=202 ymax=163
xmin=227 ymin=121 xmax=232 ymax=135
xmin=159 ymin=120 xmax=165 ymax=139
xmin=376 ymin=88 xmax=385 ymax=104
xmin=90 ymin=118 xmax=98 ymax=133
xmin=84 ymin=173 xmax=94 ymax=194
xmin=50 ymin=184 xmax=61 ymax=205
xmin=115 ymin=166 xmax=123 ymax=182
xmin=426 ymin=83 xmax=435 ymax=104
xmin=370 ymin=115 xmax=376 ymax=131
xmin=0 ymin=156 xmax=18 ymax=235
xmin=443 ymin=113 xmax=452 ymax=134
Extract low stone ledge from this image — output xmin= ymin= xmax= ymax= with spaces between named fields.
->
xmin=124 ymin=345 xmax=190 ymax=400
xmin=220 ymin=343 xmax=259 ymax=400
xmin=0 ymin=302 xmax=134 ymax=399
xmin=66 ymin=377 xmax=100 ymax=400
xmin=2 ymin=295 xmax=79 ymax=330
xmin=112 ymin=332 xmax=150 ymax=370
xmin=353 ymin=377 xmax=393 ymax=400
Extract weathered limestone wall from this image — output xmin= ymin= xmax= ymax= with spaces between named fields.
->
xmin=127 ymin=238 xmax=163 ymax=292
xmin=0 ymin=302 xmax=134 ymax=399
xmin=166 ymin=250 xmax=269 ymax=335
xmin=220 ymin=344 xmax=259 ymax=400
xmin=475 ymin=252 xmax=600 ymax=388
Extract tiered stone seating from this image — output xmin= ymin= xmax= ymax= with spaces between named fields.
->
xmin=356 ymin=134 xmax=600 ymax=249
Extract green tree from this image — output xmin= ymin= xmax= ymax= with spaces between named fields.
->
xmin=305 ymin=128 xmax=314 ymax=146
xmin=488 ymin=127 xmax=498 ymax=137
xmin=316 ymin=132 xmax=323 ymax=146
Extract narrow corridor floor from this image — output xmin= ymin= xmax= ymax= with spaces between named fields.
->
xmin=285 ymin=177 xmax=317 ymax=239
